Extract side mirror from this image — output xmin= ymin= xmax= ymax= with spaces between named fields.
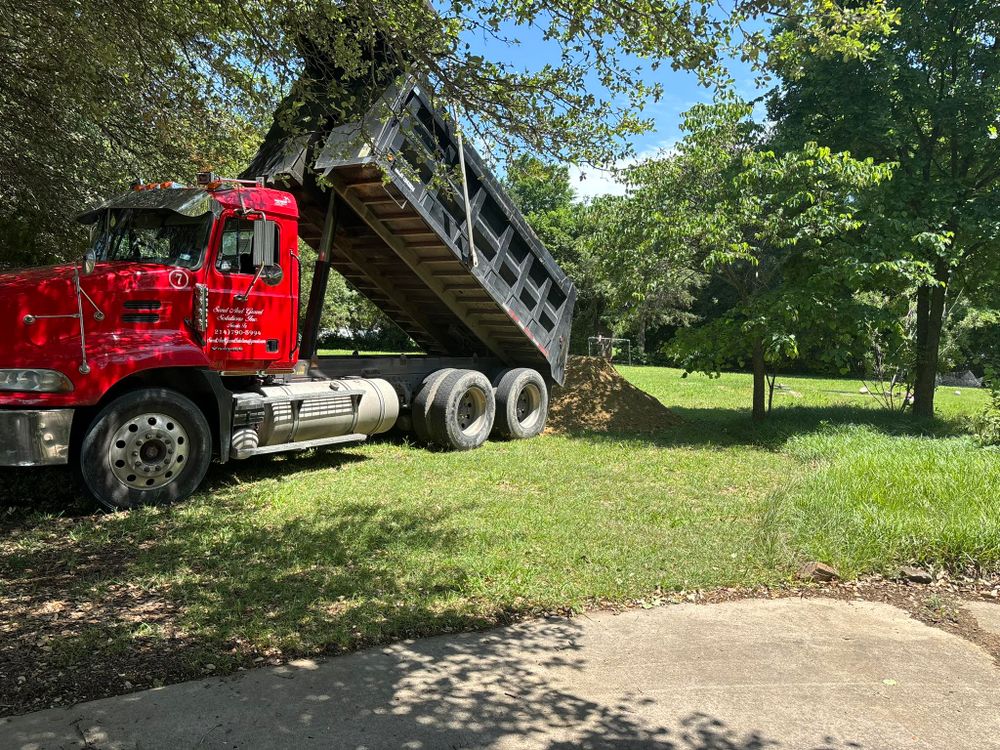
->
xmin=260 ymin=264 xmax=283 ymax=287
xmin=82 ymin=249 xmax=97 ymax=275
xmin=251 ymin=219 xmax=277 ymax=267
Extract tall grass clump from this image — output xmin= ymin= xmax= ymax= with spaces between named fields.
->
xmin=776 ymin=425 xmax=1000 ymax=576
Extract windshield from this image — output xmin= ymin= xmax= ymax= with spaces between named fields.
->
xmin=90 ymin=208 xmax=212 ymax=269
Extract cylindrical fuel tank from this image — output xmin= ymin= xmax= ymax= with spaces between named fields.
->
xmin=232 ymin=378 xmax=398 ymax=458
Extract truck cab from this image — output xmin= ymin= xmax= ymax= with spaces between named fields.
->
xmin=80 ymin=181 xmax=303 ymax=376
xmin=0 ymin=180 xmax=316 ymax=498
xmin=0 ymin=181 xmax=302 ymax=417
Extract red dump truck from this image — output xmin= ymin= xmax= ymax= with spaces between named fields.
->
xmin=0 ymin=83 xmax=576 ymax=509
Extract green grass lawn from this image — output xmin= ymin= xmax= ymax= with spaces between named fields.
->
xmin=0 ymin=367 xmax=996 ymax=709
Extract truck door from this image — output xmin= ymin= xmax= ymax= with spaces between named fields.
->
xmin=203 ymin=212 xmax=295 ymax=370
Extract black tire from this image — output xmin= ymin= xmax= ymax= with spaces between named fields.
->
xmin=411 ymin=368 xmax=456 ymax=446
xmin=492 ymin=368 xmax=548 ymax=439
xmin=79 ymin=387 xmax=212 ymax=511
xmin=428 ymin=369 xmax=495 ymax=450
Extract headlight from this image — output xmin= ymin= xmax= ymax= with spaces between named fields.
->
xmin=0 ymin=369 xmax=74 ymax=393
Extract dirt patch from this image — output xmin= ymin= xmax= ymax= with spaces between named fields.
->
xmin=546 ymin=356 xmax=680 ymax=434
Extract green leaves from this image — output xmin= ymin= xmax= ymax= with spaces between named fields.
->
xmin=0 ymin=0 xmax=271 ymax=264
xmin=1 ymin=0 xmax=909 ymax=269
xmin=763 ymin=0 xmax=901 ymax=78
xmin=770 ymin=0 xmax=1000 ymax=283
xmin=607 ymin=100 xmax=893 ymax=401
xmin=504 ymin=156 xmax=576 ymax=216
xmin=768 ymin=0 xmax=1000 ymax=413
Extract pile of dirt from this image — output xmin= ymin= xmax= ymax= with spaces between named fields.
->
xmin=546 ymin=356 xmax=681 ymax=434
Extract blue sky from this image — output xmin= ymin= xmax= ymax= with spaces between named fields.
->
xmin=461 ymin=18 xmax=763 ymax=198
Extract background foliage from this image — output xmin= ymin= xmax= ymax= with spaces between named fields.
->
xmin=1 ymin=0 xmax=995 ymax=411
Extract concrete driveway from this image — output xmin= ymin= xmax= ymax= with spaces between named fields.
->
xmin=3 ymin=598 xmax=1000 ymax=749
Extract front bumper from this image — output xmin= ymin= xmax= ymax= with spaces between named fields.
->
xmin=0 ymin=409 xmax=73 ymax=466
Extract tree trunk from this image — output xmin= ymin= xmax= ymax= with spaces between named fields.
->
xmin=635 ymin=320 xmax=646 ymax=357
xmin=912 ymin=263 xmax=949 ymax=419
xmin=751 ymin=338 xmax=767 ymax=422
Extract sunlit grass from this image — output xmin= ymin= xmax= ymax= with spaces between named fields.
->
xmin=0 ymin=366 xmax=994 ymax=676
xmin=776 ymin=426 xmax=1000 ymax=575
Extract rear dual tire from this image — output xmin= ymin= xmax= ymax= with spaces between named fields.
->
xmin=412 ymin=367 xmax=548 ymax=450
xmin=492 ymin=368 xmax=548 ymax=440
xmin=411 ymin=368 xmax=457 ymax=445
xmin=428 ymin=370 xmax=496 ymax=451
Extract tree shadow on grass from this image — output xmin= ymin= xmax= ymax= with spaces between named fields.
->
xmin=0 ymin=446 xmax=371 ymax=525
xmin=562 ymin=403 xmax=970 ymax=451
xmin=4 ymin=609 xmax=869 ymax=750
xmin=0 ymin=464 xmax=873 ymax=749
xmin=0 ymin=486 xmax=497 ymax=715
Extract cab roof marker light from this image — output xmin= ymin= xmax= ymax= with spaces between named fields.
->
xmin=196 ymin=172 xmax=266 ymax=190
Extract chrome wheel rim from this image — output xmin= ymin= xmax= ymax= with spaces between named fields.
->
xmin=515 ymin=383 xmax=542 ymax=427
xmin=108 ymin=413 xmax=188 ymax=490
xmin=456 ymin=387 xmax=488 ymax=436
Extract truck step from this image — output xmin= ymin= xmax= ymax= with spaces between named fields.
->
xmin=234 ymin=432 xmax=368 ymax=458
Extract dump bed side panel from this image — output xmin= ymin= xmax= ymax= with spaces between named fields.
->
xmin=315 ymin=84 xmax=576 ymax=384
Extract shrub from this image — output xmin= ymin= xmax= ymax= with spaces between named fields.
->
xmin=971 ymin=388 xmax=1000 ymax=446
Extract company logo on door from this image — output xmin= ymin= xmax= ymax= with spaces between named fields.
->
xmin=208 ymin=304 xmax=267 ymax=352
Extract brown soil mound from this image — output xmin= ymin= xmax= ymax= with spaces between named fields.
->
xmin=546 ymin=356 xmax=681 ymax=434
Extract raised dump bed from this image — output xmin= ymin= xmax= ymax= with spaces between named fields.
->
xmin=250 ymin=82 xmax=576 ymax=384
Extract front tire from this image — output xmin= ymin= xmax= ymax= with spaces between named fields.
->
xmin=79 ymin=388 xmax=211 ymax=511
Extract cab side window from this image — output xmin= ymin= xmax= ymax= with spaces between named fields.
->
xmin=216 ymin=218 xmax=279 ymax=274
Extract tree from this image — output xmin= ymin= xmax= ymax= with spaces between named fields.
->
xmin=2 ymin=0 xmax=897 ymax=269
xmin=505 ymin=156 xmax=576 ymax=217
xmin=583 ymin=101 xmax=755 ymax=363
xmin=614 ymin=101 xmax=891 ymax=419
xmin=940 ymin=301 xmax=1000 ymax=378
xmin=0 ymin=0 xmax=725 ymax=268
xmin=586 ymin=188 xmax=703 ymax=357
xmin=0 ymin=0 xmax=273 ymax=266
xmin=767 ymin=0 xmax=1000 ymax=417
